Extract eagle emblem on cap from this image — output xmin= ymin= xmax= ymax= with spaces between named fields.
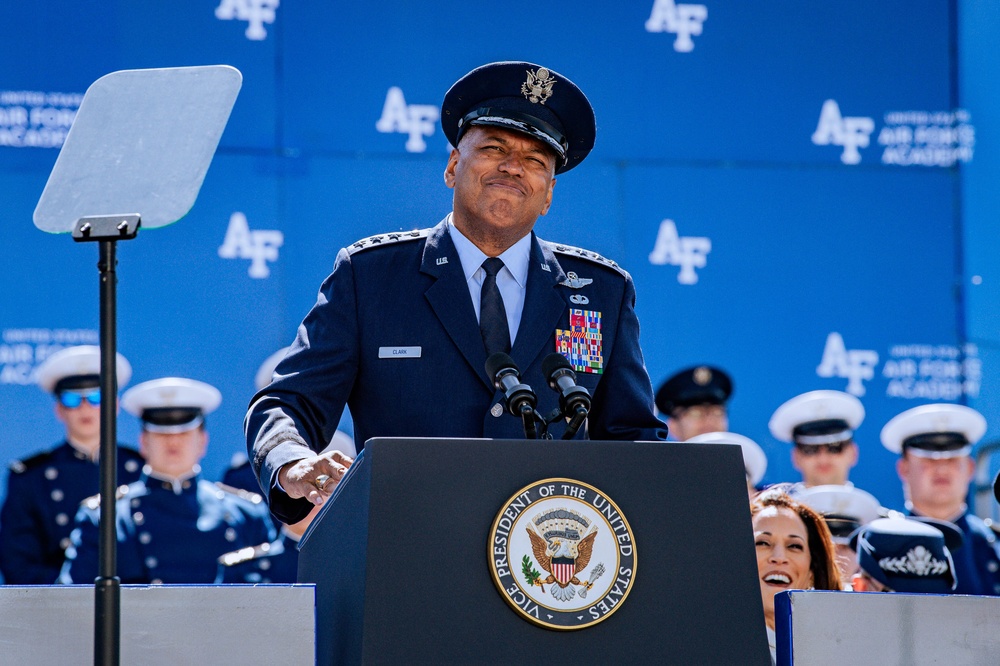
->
xmin=693 ymin=366 xmax=713 ymax=386
xmin=523 ymin=508 xmax=604 ymax=602
xmin=521 ymin=67 xmax=556 ymax=105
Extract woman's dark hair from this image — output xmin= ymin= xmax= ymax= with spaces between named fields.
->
xmin=750 ymin=486 xmax=843 ymax=592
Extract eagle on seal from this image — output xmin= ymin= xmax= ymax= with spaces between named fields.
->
xmin=526 ymin=525 xmax=597 ymax=602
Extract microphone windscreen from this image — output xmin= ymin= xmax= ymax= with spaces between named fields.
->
xmin=542 ymin=352 xmax=573 ymax=379
xmin=486 ymin=352 xmax=518 ymax=380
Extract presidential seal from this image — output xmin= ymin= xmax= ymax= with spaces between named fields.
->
xmin=488 ymin=478 xmax=636 ymax=630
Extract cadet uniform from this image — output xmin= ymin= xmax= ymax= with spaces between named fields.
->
xmin=0 ymin=346 xmax=142 ymax=584
xmin=247 ymin=61 xmax=666 ymax=525
xmin=59 ymin=377 xmax=274 ymax=584
xmin=882 ymin=403 xmax=1000 ymax=596
xmin=217 ymin=528 xmax=300 ymax=584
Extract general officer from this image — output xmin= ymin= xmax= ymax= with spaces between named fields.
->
xmin=246 ymin=61 xmax=667 ymax=524
xmin=882 ymin=403 xmax=1000 ymax=595
xmin=654 ymin=365 xmax=732 ymax=441
xmin=60 ymin=377 xmax=274 ymax=584
xmin=223 ymin=348 xmax=355 ymax=495
xmin=0 ymin=345 xmax=144 ymax=584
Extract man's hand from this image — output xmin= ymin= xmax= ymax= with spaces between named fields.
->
xmin=277 ymin=450 xmax=354 ymax=505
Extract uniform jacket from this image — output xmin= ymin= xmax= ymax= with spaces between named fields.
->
xmin=946 ymin=512 xmax=1000 ymax=596
xmin=216 ymin=529 xmax=299 ymax=584
xmin=0 ymin=441 xmax=144 ymax=584
xmin=247 ymin=218 xmax=667 ymax=523
xmin=59 ymin=473 xmax=274 ymax=584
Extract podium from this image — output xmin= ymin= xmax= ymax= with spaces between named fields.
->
xmin=299 ymin=438 xmax=770 ymax=664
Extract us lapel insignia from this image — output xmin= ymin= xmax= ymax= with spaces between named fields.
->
xmin=555 ymin=309 xmax=603 ymax=374
xmin=559 ymin=272 xmax=593 ymax=289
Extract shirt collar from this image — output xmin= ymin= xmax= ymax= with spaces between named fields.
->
xmin=447 ymin=214 xmax=531 ymax=288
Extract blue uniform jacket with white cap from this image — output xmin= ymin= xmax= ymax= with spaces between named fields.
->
xmin=246 ymin=218 xmax=666 ymax=524
xmin=58 ymin=473 xmax=274 ymax=584
xmin=0 ymin=441 xmax=144 ymax=584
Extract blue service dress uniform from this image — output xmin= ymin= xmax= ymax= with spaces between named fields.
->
xmin=247 ymin=218 xmax=667 ymax=524
xmin=0 ymin=441 xmax=144 ymax=584
xmin=59 ymin=473 xmax=274 ymax=584
xmin=909 ymin=510 xmax=1000 ymax=596
xmin=216 ymin=529 xmax=300 ymax=584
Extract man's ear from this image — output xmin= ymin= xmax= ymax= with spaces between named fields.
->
xmin=443 ymin=148 xmax=460 ymax=188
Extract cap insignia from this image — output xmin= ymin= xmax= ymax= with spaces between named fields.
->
xmin=878 ymin=545 xmax=949 ymax=576
xmin=693 ymin=366 xmax=713 ymax=386
xmin=522 ymin=68 xmax=556 ymax=105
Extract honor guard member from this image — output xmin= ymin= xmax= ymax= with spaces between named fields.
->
xmin=223 ymin=348 xmax=356 ymax=494
xmin=654 ymin=365 xmax=732 ymax=441
xmin=851 ymin=514 xmax=959 ymax=594
xmin=883 ymin=403 xmax=1000 ymax=595
xmin=686 ymin=431 xmax=766 ymax=499
xmin=769 ymin=390 xmax=864 ymax=488
xmin=0 ymin=346 xmax=143 ymax=584
xmin=246 ymin=61 xmax=666 ymax=525
xmin=791 ymin=484 xmax=883 ymax=578
xmin=59 ymin=378 xmax=274 ymax=584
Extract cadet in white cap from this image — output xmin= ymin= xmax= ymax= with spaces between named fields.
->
xmin=882 ymin=402 xmax=1000 ymax=595
xmin=769 ymin=390 xmax=864 ymax=487
xmin=0 ymin=345 xmax=144 ymax=584
xmin=686 ymin=431 xmax=766 ymax=499
xmin=59 ymin=377 xmax=274 ymax=584
xmin=791 ymin=484 xmax=883 ymax=578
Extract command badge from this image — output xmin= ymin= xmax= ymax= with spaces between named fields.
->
xmin=488 ymin=478 xmax=636 ymax=630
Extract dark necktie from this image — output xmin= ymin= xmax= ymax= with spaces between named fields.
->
xmin=480 ymin=257 xmax=511 ymax=357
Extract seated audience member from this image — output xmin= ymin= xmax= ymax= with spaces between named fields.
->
xmin=223 ymin=347 xmax=356 ymax=494
xmin=768 ymin=390 xmax=864 ymax=488
xmin=752 ymin=486 xmax=843 ymax=664
xmin=851 ymin=514 xmax=959 ymax=594
xmin=791 ymin=484 xmax=883 ymax=578
xmin=882 ymin=402 xmax=1000 ymax=595
xmin=59 ymin=377 xmax=274 ymax=584
xmin=686 ymin=431 xmax=766 ymax=499
xmin=0 ymin=346 xmax=144 ymax=584
xmin=654 ymin=365 xmax=732 ymax=441
xmin=218 ymin=432 xmax=355 ymax=583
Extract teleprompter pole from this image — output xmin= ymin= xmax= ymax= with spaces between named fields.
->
xmin=73 ymin=215 xmax=140 ymax=666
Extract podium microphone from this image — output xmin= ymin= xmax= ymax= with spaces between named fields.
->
xmin=541 ymin=353 xmax=591 ymax=440
xmin=485 ymin=353 xmax=539 ymax=439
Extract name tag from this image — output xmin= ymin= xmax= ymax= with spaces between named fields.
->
xmin=379 ymin=346 xmax=422 ymax=358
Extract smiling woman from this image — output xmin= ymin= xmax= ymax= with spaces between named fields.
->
xmin=751 ymin=487 xmax=842 ymax=664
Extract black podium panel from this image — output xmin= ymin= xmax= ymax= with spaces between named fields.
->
xmin=298 ymin=438 xmax=769 ymax=665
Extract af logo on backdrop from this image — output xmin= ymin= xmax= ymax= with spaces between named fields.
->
xmin=645 ymin=0 xmax=708 ymax=52
xmin=648 ymin=219 xmax=711 ymax=284
xmin=816 ymin=332 xmax=878 ymax=396
xmin=218 ymin=212 xmax=284 ymax=278
xmin=489 ymin=479 xmax=636 ymax=629
xmin=215 ymin=0 xmax=280 ymax=41
xmin=376 ymin=87 xmax=440 ymax=153
xmin=811 ymin=100 xmax=875 ymax=165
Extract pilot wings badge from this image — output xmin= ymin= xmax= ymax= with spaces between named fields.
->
xmin=521 ymin=67 xmax=556 ymax=105
xmin=489 ymin=478 xmax=636 ymax=630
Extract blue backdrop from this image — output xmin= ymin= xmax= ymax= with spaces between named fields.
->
xmin=2 ymin=1 xmax=997 ymax=541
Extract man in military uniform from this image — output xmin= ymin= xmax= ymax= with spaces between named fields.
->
xmin=768 ymin=390 xmax=864 ymax=488
xmin=882 ymin=403 xmax=1000 ymax=595
xmin=0 ymin=346 xmax=144 ymax=584
xmin=60 ymin=377 xmax=273 ymax=584
xmin=246 ymin=61 xmax=666 ymax=525
xmin=654 ymin=365 xmax=732 ymax=440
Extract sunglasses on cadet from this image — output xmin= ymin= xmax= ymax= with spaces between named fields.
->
xmin=58 ymin=389 xmax=101 ymax=409
xmin=795 ymin=442 xmax=847 ymax=456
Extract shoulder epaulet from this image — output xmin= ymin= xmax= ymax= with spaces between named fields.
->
xmin=9 ymin=450 xmax=54 ymax=474
xmin=215 ymin=482 xmax=265 ymax=505
xmin=347 ymin=228 xmax=430 ymax=255
xmin=80 ymin=485 xmax=131 ymax=510
xmin=546 ymin=241 xmax=625 ymax=274
xmin=218 ymin=542 xmax=272 ymax=567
